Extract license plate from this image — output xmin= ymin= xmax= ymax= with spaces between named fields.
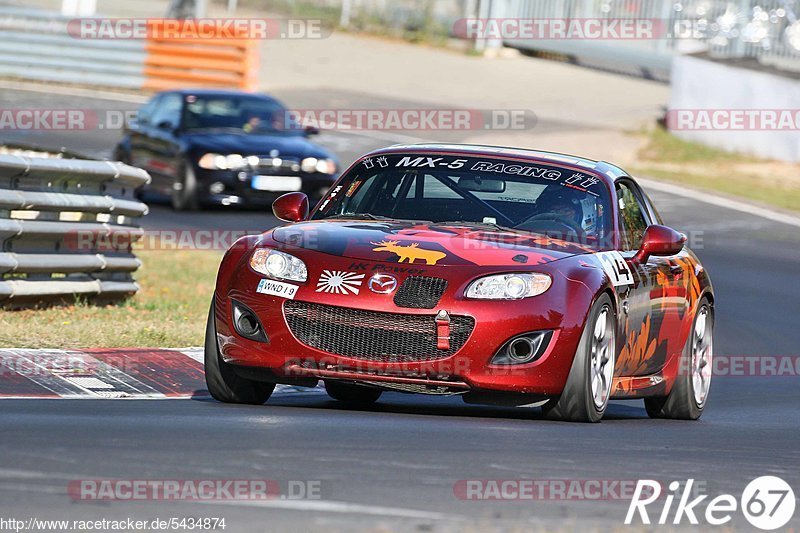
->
xmin=252 ymin=175 xmax=302 ymax=192
xmin=256 ymin=279 xmax=298 ymax=299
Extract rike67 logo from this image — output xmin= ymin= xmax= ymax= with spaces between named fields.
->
xmin=626 ymin=476 xmax=796 ymax=530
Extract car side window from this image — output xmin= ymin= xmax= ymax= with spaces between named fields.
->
xmin=616 ymin=182 xmax=649 ymax=251
xmin=149 ymin=93 xmax=183 ymax=130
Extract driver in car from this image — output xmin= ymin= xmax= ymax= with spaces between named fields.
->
xmin=530 ymin=188 xmax=586 ymax=242
xmin=546 ymin=196 xmax=579 ymax=221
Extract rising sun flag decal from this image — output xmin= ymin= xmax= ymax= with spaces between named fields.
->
xmin=316 ymin=270 xmax=366 ymax=295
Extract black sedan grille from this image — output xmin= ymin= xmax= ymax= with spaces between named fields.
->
xmin=393 ymin=276 xmax=448 ymax=309
xmin=254 ymin=156 xmax=301 ymax=176
xmin=284 ymin=301 xmax=474 ymax=363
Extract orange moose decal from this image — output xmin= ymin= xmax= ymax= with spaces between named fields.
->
xmin=370 ymin=240 xmax=446 ymax=265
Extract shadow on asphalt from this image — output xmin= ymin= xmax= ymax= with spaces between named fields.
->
xmin=195 ymin=394 xmax=652 ymax=422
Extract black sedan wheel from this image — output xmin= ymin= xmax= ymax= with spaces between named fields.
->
xmin=171 ymin=162 xmax=200 ymax=211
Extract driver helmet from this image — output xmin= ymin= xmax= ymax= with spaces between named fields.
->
xmin=536 ymin=187 xmax=583 ymax=226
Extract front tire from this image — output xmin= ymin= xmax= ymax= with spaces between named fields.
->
xmin=325 ymin=381 xmax=382 ymax=406
xmin=171 ymin=162 xmax=200 ymax=211
xmin=645 ymin=298 xmax=713 ymax=420
xmin=542 ymin=293 xmax=617 ymax=423
xmin=204 ymin=304 xmax=274 ymax=405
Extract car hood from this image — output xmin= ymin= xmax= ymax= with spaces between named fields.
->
xmin=183 ymin=132 xmax=332 ymax=159
xmin=271 ymin=220 xmax=593 ymax=267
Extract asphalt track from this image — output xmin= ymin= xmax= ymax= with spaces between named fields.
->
xmin=0 ymin=87 xmax=799 ymax=531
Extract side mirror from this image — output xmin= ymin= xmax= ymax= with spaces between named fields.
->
xmin=304 ymin=125 xmax=320 ymax=136
xmin=272 ymin=192 xmax=309 ymax=222
xmin=633 ymin=225 xmax=687 ymax=264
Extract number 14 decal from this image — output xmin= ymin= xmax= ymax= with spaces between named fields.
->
xmin=595 ymin=251 xmax=634 ymax=287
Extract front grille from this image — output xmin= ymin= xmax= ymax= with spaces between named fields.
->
xmin=393 ymin=276 xmax=448 ymax=309
xmin=255 ymin=157 xmax=301 ymax=176
xmin=284 ymin=301 xmax=474 ymax=362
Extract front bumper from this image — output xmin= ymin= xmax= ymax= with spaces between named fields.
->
xmin=194 ymin=166 xmax=336 ymax=206
xmin=214 ymin=249 xmax=593 ymax=396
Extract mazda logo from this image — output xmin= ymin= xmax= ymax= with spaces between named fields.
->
xmin=368 ymin=274 xmax=398 ymax=294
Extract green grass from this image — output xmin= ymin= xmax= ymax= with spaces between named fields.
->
xmin=237 ymin=0 xmax=341 ymax=27
xmin=638 ymin=127 xmax=760 ymax=164
xmin=230 ymin=0 xmax=454 ymax=48
xmin=632 ymin=128 xmax=800 ymax=212
xmin=0 ymin=250 xmax=222 ymax=349
xmin=631 ymin=168 xmax=800 ymax=212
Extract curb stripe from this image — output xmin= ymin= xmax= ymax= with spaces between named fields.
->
xmin=0 ymin=348 xmax=329 ymax=399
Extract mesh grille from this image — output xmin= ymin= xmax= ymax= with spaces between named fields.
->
xmin=284 ymin=301 xmax=474 ymax=363
xmin=359 ymin=381 xmax=464 ymax=395
xmin=393 ymin=276 xmax=448 ymax=309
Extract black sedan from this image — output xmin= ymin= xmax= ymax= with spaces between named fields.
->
xmin=114 ymin=89 xmax=339 ymax=210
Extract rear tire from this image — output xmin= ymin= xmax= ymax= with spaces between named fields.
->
xmin=645 ymin=298 xmax=713 ymax=420
xmin=542 ymin=293 xmax=616 ymax=423
xmin=171 ymin=162 xmax=200 ymax=211
xmin=325 ymin=381 xmax=382 ymax=405
xmin=113 ymin=146 xmax=130 ymax=165
xmin=204 ymin=304 xmax=274 ymax=405
xmin=113 ymin=147 xmax=146 ymax=201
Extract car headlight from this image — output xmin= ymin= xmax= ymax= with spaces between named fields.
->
xmin=250 ymin=249 xmax=307 ymax=282
xmin=301 ymin=157 xmax=336 ymax=174
xmin=465 ymin=273 xmax=551 ymax=300
xmin=198 ymin=153 xmax=249 ymax=170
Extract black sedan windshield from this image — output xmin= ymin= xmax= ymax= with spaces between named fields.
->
xmin=182 ymin=94 xmax=300 ymax=134
xmin=314 ymin=153 xmax=612 ymax=248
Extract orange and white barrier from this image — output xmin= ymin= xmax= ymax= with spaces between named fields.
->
xmin=143 ymin=20 xmax=259 ymax=92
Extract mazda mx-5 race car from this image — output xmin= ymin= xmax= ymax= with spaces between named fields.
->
xmin=205 ymin=143 xmax=714 ymax=422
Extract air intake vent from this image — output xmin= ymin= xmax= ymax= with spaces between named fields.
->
xmin=393 ymin=276 xmax=448 ymax=309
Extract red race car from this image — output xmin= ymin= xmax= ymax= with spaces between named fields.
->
xmin=205 ymin=144 xmax=714 ymax=422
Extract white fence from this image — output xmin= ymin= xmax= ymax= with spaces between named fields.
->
xmin=493 ymin=0 xmax=800 ymax=78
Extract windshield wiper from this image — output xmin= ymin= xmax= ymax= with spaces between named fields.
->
xmin=326 ymin=214 xmax=436 ymax=224
xmin=434 ymin=220 xmax=512 ymax=231
xmin=184 ymin=127 xmax=245 ymax=133
xmin=326 ymin=213 xmax=392 ymax=221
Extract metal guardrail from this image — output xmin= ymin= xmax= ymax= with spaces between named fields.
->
xmin=0 ymin=6 xmax=146 ymax=88
xmin=0 ymin=153 xmax=150 ymax=307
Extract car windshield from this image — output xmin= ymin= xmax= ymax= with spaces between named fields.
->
xmin=181 ymin=94 xmax=302 ymax=134
xmin=314 ymin=153 xmax=613 ymax=249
